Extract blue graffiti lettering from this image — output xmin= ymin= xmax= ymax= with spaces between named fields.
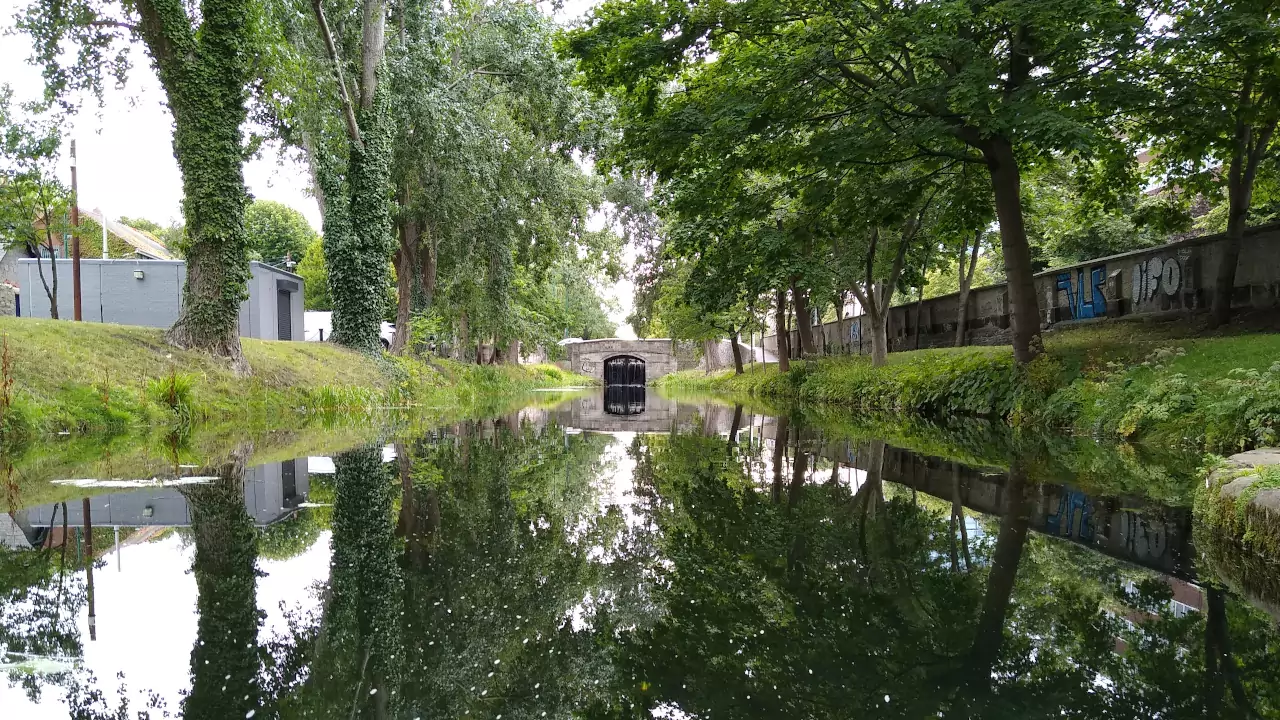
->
xmin=1055 ymin=264 xmax=1108 ymax=320
xmin=1047 ymin=490 xmax=1095 ymax=542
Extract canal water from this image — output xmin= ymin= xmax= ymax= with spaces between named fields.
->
xmin=2 ymin=391 xmax=1278 ymax=718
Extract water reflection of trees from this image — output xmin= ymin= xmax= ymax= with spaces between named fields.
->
xmin=180 ymin=443 xmax=268 ymax=720
xmin=609 ymin=421 xmax=1280 ymax=718
xmin=14 ymin=410 xmax=1280 ymax=717
xmin=0 ymin=511 xmax=85 ymax=703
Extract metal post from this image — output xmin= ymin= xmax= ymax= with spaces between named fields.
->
xmin=70 ymin=140 xmax=82 ymax=321
xmin=102 ymin=207 xmax=109 ymax=259
xmin=114 ymin=525 xmax=120 ymax=572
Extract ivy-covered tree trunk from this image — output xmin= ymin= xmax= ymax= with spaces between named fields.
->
xmin=132 ymin=0 xmax=253 ymax=373
xmin=310 ymin=0 xmax=394 ymax=353
xmin=319 ymin=100 xmax=394 ymax=353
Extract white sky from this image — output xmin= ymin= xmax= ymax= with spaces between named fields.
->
xmin=0 ymin=529 xmax=333 ymax=718
xmin=0 ymin=0 xmax=637 ymax=337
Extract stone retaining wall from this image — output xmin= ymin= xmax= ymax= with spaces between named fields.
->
xmin=765 ymin=223 xmax=1280 ymax=356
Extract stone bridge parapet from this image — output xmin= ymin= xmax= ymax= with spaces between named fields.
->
xmin=567 ymin=338 xmax=679 ymax=384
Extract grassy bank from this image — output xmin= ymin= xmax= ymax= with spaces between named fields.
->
xmin=660 ymin=318 xmax=1280 ymax=453
xmin=0 ymin=317 xmax=591 ymax=444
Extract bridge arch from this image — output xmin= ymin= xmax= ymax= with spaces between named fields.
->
xmin=604 ymin=355 xmax=645 ymax=385
xmin=565 ymin=339 xmax=679 ymax=384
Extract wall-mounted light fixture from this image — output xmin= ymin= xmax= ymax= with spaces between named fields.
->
xmin=133 ymin=269 xmax=145 ymax=280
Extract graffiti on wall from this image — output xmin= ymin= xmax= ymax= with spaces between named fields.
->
xmin=1054 ymin=264 xmax=1108 ymax=320
xmin=1132 ymin=251 xmax=1190 ymax=306
xmin=1046 ymin=490 xmax=1096 ymax=541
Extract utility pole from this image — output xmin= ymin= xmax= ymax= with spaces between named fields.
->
xmin=69 ymin=140 xmax=82 ymax=321
xmin=82 ymin=497 xmax=96 ymax=641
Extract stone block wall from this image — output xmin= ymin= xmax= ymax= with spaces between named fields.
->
xmin=567 ymin=338 xmax=680 ymax=383
xmin=764 ymin=223 xmax=1280 ymax=357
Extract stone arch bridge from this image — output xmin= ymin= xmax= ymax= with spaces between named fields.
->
xmin=566 ymin=339 xmax=678 ymax=385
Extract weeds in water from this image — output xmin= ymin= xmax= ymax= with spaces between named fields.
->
xmin=303 ymin=385 xmax=382 ymax=414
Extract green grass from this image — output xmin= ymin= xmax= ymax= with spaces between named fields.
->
xmin=660 ymin=318 xmax=1280 ymax=453
xmin=663 ymin=345 xmax=1017 ymax=417
xmin=0 ymin=316 xmax=593 ymax=445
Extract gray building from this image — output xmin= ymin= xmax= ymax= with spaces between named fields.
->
xmin=11 ymin=458 xmax=310 ymax=535
xmin=15 ymin=258 xmax=304 ymax=341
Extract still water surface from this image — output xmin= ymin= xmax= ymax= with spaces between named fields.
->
xmin=2 ymin=391 xmax=1278 ymax=718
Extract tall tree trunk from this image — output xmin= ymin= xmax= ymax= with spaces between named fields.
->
xmin=455 ymin=309 xmax=469 ymax=362
xmin=310 ymin=0 xmax=393 ymax=354
xmin=867 ymin=307 xmax=889 ymax=367
xmin=390 ymin=222 xmax=417 ymax=355
xmin=792 ymin=280 xmax=815 ymax=356
xmin=834 ymin=291 xmax=848 ymax=355
xmin=955 ymin=234 xmax=980 ymax=347
xmin=774 ymin=287 xmax=791 ymax=373
xmin=504 ymin=338 xmax=520 ymax=365
xmin=730 ymin=329 xmax=744 ymax=375
xmin=968 ymin=461 xmax=1033 ymax=686
xmin=32 ymin=240 xmax=57 ymax=319
xmin=913 ymin=286 xmax=926 ymax=350
xmin=1211 ymin=112 xmax=1274 ymax=327
xmin=134 ymin=0 xmax=254 ymax=373
xmin=771 ymin=413 xmax=790 ymax=503
xmin=983 ymin=138 xmax=1042 ymax=365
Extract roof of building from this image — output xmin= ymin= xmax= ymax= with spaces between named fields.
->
xmin=81 ymin=208 xmax=175 ymax=260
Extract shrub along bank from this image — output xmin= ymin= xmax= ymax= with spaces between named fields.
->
xmin=660 ymin=319 xmax=1280 ymax=454
xmin=0 ymin=317 xmax=591 ymax=444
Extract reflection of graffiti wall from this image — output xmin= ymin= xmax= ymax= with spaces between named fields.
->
xmin=761 ymin=222 xmax=1280 ymax=357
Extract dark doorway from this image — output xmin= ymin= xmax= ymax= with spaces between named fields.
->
xmin=604 ymin=355 xmax=645 ymax=386
xmin=277 ymin=290 xmax=293 ymax=340
xmin=604 ymin=384 xmax=646 ymax=416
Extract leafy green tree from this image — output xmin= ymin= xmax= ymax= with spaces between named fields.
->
xmin=118 ymin=215 xmax=185 ymax=254
xmin=243 ymin=199 xmax=317 ymax=267
xmin=0 ymin=90 xmax=70 ymax=319
xmin=22 ymin=0 xmax=262 ymax=371
xmin=1023 ymin=159 xmax=1191 ymax=268
xmin=567 ymin=0 xmax=1148 ymax=365
xmin=295 ymin=236 xmax=331 ymax=311
xmin=1141 ymin=0 xmax=1280 ymax=326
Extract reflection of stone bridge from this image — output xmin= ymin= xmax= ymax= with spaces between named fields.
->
xmin=567 ymin=339 xmax=679 ymax=384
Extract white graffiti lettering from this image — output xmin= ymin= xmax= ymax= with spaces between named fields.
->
xmin=1133 ymin=256 xmax=1184 ymax=305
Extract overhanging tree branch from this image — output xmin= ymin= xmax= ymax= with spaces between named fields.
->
xmin=311 ymin=0 xmax=363 ymax=149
